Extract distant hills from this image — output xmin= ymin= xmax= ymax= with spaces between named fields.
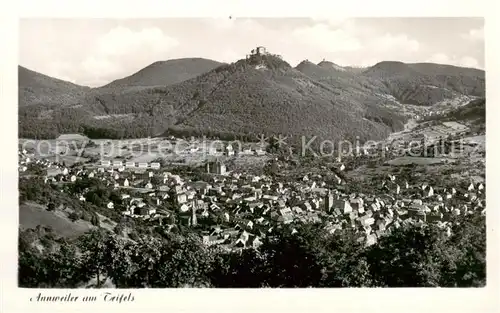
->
xmin=18 ymin=51 xmax=486 ymax=142
xmin=362 ymin=61 xmax=485 ymax=106
xmin=426 ymin=98 xmax=485 ymax=129
xmin=101 ymin=58 xmax=223 ymax=89
xmin=19 ymin=66 xmax=90 ymax=107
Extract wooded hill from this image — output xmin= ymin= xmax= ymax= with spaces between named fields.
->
xmin=18 ymin=52 xmax=485 ymax=142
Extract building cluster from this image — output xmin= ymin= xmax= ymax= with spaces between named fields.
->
xmin=100 ymin=160 xmax=161 ymax=170
xmin=414 ymin=121 xmax=470 ymax=142
xmin=17 ymin=125 xmax=485 ymax=251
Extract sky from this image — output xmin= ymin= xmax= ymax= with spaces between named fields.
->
xmin=19 ymin=17 xmax=485 ymax=87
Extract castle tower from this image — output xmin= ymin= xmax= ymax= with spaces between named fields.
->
xmin=191 ymin=199 xmax=198 ymax=227
xmin=325 ymin=190 xmax=334 ymax=212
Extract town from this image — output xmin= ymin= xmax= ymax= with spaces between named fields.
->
xmin=18 ymin=116 xmax=485 ymax=253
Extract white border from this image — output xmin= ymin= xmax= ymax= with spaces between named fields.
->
xmin=1 ymin=0 xmax=499 ymax=312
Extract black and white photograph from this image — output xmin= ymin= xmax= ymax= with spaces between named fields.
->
xmin=14 ymin=15 xmax=489 ymax=291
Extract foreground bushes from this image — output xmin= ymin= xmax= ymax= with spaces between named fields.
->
xmin=19 ymin=214 xmax=486 ymax=288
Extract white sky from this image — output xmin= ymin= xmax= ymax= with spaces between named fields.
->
xmin=19 ymin=17 xmax=484 ymax=87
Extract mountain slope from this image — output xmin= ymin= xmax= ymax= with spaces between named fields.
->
xmin=18 ymin=54 xmax=485 ymax=142
xmin=20 ymin=54 xmax=404 ymax=142
xmin=19 ymin=66 xmax=90 ymax=107
xmin=317 ymin=60 xmax=348 ymax=72
xmin=426 ymin=98 xmax=485 ymax=125
xmin=362 ymin=61 xmax=485 ymax=106
xmin=295 ymin=60 xmax=345 ymax=80
xmin=101 ymin=58 xmax=223 ymax=89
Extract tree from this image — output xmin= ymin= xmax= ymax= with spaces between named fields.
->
xmin=365 ymin=224 xmax=453 ymax=287
xmin=18 ymin=244 xmax=45 ymax=287
xmin=103 ymin=237 xmax=137 ymax=288
xmin=47 ymin=202 xmax=56 ymax=211
xmin=77 ymin=229 xmax=111 ymax=288
xmin=149 ymin=235 xmax=215 ymax=287
xmin=126 ymin=236 xmax=163 ymax=287
xmin=90 ymin=212 xmax=100 ymax=226
xmin=68 ymin=211 xmax=80 ymax=222
xmin=318 ymin=229 xmax=373 ymax=287
xmin=210 ymin=248 xmax=266 ymax=288
xmin=18 ymin=230 xmax=89 ymax=288
xmin=258 ymin=225 xmax=330 ymax=287
xmin=42 ymin=242 xmax=89 ymax=287
xmin=444 ymin=214 xmax=486 ymax=287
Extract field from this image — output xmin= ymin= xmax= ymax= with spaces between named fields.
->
xmin=19 ymin=202 xmax=94 ymax=238
xmin=386 ymin=156 xmax=455 ymax=166
xmin=19 ymin=136 xmax=270 ymax=168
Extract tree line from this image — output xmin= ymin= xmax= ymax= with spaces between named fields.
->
xmin=19 ymin=213 xmax=485 ymax=288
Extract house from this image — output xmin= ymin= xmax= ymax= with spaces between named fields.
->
xmin=176 ymin=193 xmax=188 ymax=204
xmin=206 ymin=160 xmax=226 ymax=175
xmin=178 ymin=203 xmax=190 ymax=213
xmin=113 ymin=160 xmax=123 ymax=167
xmin=150 ymin=162 xmax=160 ymax=170
xmin=158 ymin=185 xmax=170 ymax=192
xmin=332 ymin=199 xmax=352 ymax=214
xmin=427 ymin=187 xmax=434 ymax=197
xmin=303 ymin=202 xmax=313 ymax=212
xmin=254 ymin=148 xmax=266 ymax=155
xmin=350 ymin=198 xmax=364 ymax=211
xmin=139 ymin=207 xmax=156 ymax=216
xmin=123 ymin=179 xmax=129 ymax=187
xmin=251 ymin=236 xmax=263 ymax=249
xmin=173 ymin=185 xmax=186 ymax=194
xmin=125 ymin=162 xmax=136 ymax=168
xmin=426 ymin=212 xmax=443 ymax=223
xmin=407 ymin=206 xmax=427 ymax=222
xmin=101 ymin=160 xmax=111 ymax=167
xmin=412 ymin=199 xmax=423 ymax=206
xmin=246 ymin=220 xmax=254 ymax=229
xmin=360 ymin=216 xmax=375 ymax=227
xmin=279 ymin=207 xmax=293 ymax=216
xmin=262 ymin=194 xmax=278 ymax=202
xmin=138 ymin=163 xmax=148 ymax=169
xmin=202 ymin=235 xmax=225 ymax=246
xmin=365 ymin=234 xmax=377 ymax=247
xmin=208 ymin=147 xmax=218 ymax=155
xmin=278 ymin=214 xmax=294 ymax=224
xmin=224 ymin=144 xmax=234 ymax=156
xmin=186 ymin=190 xmax=197 ymax=200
